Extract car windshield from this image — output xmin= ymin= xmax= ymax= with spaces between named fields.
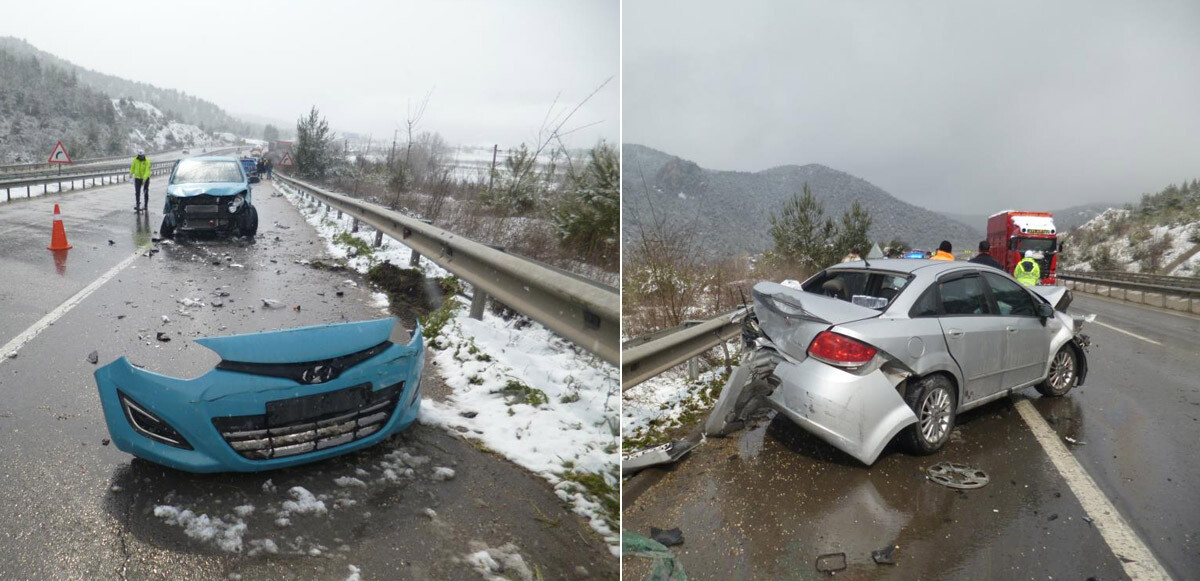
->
xmin=802 ymin=270 xmax=911 ymax=310
xmin=1014 ymin=237 xmax=1057 ymax=254
xmin=172 ymin=160 xmax=244 ymax=184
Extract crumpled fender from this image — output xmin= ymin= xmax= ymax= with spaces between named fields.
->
xmin=94 ymin=318 xmax=424 ymax=473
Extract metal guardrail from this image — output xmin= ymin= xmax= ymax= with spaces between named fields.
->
xmin=0 ymin=147 xmax=242 ymax=202
xmin=273 ymin=172 xmax=620 ymax=365
xmin=1059 ymin=270 xmax=1200 ymax=299
xmin=1 ymin=161 xmax=176 ymax=202
xmin=622 ymin=307 xmax=749 ymax=391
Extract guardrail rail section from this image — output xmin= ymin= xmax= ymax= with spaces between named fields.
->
xmin=273 ymin=173 xmax=619 ymax=365
xmin=1059 ymin=269 xmax=1200 ymax=313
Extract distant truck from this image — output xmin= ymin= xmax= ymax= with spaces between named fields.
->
xmin=986 ymin=211 xmax=1058 ymax=284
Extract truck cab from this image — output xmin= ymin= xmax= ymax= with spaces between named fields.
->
xmin=986 ymin=211 xmax=1058 ymax=284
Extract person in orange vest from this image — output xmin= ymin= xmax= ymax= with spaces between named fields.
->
xmin=130 ymin=149 xmax=151 ymax=212
xmin=931 ymin=240 xmax=955 ymax=261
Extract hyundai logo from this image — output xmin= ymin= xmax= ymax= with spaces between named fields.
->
xmin=300 ymin=364 xmax=336 ymax=384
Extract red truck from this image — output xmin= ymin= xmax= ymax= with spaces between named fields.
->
xmin=986 ymin=211 xmax=1058 ymax=284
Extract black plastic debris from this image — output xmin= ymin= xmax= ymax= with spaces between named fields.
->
xmin=101 ymin=438 xmax=110 ymax=446
xmin=927 ymin=462 xmax=990 ymax=489
xmin=155 ymin=332 xmax=171 ymax=343
xmin=872 ymin=545 xmax=897 ymax=565
xmin=816 ymin=553 xmax=847 ymax=573
xmin=86 ymin=351 xmax=98 ymax=365
xmin=460 ymin=411 xmax=478 ymax=418
xmin=336 ymin=291 xmax=345 ymax=297
xmin=649 ymin=527 xmax=684 ymax=547
xmin=1048 ymin=513 xmax=1059 ymax=521
xmin=107 ymin=240 xmax=115 ymax=246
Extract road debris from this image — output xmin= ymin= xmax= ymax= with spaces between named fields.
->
xmin=107 ymin=240 xmax=115 ymax=245
xmin=622 ymin=531 xmax=687 ymax=580
xmin=86 ymin=350 xmax=98 ymax=365
xmin=1065 ymin=436 xmax=1086 ymax=446
xmin=649 ymin=526 xmax=684 ymax=547
xmin=161 ymin=315 xmax=170 ymax=324
xmin=872 ymin=544 xmax=898 ymax=565
xmin=815 ymin=552 xmax=847 ymax=573
xmin=927 ymin=462 xmax=990 ymax=490
xmin=261 ymin=298 xmax=284 ymax=308
xmin=155 ymin=332 xmax=171 ymax=343
xmin=101 ymin=438 xmax=110 ymax=446
xmin=5 ymin=351 xmax=17 ymax=359
xmin=177 ymin=298 xmax=205 ymax=308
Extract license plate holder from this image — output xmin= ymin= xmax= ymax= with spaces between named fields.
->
xmin=267 ymin=383 xmax=371 ymax=426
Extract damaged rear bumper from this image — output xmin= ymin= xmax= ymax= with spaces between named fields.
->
xmin=764 ymin=357 xmax=916 ymax=465
xmin=94 ymin=318 xmax=424 ymax=473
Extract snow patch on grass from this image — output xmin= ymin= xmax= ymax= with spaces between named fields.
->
xmin=465 ymin=541 xmax=534 ymax=581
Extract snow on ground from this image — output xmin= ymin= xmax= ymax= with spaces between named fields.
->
xmin=275 ymin=179 xmax=620 ymax=554
xmin=621 ymin=346 xmax=734 ymax=449
xmin=465 ymin=541 xmax=535 ymax=581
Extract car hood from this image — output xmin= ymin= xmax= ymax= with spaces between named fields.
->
xmin=166 ymin=183 xmax=247 ymax=198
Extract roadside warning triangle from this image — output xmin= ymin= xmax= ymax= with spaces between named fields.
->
xmin=279 ymin=151 xmax=294 ymax=166
xmin=48 ymin=141 xmax=72 ymax=163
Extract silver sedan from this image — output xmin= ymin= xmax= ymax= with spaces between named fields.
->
xmin=705 ymin=259 xmax=1091 ymax=465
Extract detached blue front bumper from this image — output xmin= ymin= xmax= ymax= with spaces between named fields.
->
xmin=94 ymin=318 xmax=424 ymax=473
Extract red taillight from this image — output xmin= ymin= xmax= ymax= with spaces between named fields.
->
xmin=808 ymin=331 xmax=878 ymax=368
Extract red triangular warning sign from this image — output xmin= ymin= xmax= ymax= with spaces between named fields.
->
xmin=279 ymin=151 xmax=294 ymax=166
xmin=48 ymin=141 xmax=72 ymax=164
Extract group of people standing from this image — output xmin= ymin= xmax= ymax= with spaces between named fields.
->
xmin=938 ymin=239 xmax=1042 ymax=287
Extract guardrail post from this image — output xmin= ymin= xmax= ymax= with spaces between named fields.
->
xmin=409 ymin=250 xmax=422 ymax=267
xmin=352 ymin=218 xmax=359 ymax=233
xmin=373 ymin=229 xmax=383 ymax=248
xmin=469 ymin=287 xmax=488 ymax=320
xmin=337 ymin=209 xmax=342 ymax=219
xmin=687 ymin=357 xmax=700 ymax=381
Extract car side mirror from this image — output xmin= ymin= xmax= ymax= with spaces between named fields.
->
xmin=1037 ymin=302 xmax=1054 ymax=320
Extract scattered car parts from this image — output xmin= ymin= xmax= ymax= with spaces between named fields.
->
xmin=926 ymin=462 xmax=990 ymax=489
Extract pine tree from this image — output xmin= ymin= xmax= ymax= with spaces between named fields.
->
xmin=294 ymin=107 xmax=334 ymax=178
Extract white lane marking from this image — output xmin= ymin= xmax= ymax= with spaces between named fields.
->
xmin=1015 ymin=399 xmax=1172 ymax=580
xmin=0 ymin=252 xmax=139 ymax=363
xmin=1092 ymin=320 xmax=1163 ymax=346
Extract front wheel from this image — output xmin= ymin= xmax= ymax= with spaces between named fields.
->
xmin=900 ymin=375 xmax=957 ymax=455
xmin=237 ymin=205 xmax=259 ymax=238
xmin=1036 ymin=346 xmax=1077 ymax=397
xmin=160 ymin=216 xmax=175 ymax=239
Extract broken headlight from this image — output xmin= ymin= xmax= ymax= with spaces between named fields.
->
xmin=118 ymin=391 xmax=192 ymax=449
xmin=227 ymin=194 xmax=245 ymax=214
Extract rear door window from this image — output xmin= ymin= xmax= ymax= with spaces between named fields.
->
xmin=938 ymin=275 xmax=991 ymax=316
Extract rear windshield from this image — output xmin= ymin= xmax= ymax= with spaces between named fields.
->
xmin=172 ymin=160 xmax=244 ymax=184
xmin=802 ymin=270 xmax=911 ymax=310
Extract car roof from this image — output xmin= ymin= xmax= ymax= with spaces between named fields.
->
xmin=828 ymin=258 xmax=985 ymax=275
xmin=183 ymin=155 xmax=240 ymax=162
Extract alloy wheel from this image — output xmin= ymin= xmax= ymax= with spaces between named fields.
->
xmin=920 ymin=387 xmax=952 ymax=443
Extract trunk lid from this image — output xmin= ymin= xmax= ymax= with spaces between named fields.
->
xmin=752 ymin=281 xmax=883 ymax=361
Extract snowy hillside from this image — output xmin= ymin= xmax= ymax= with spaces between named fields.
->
xmin=1060 ymin=179 xmax=1200 ymax=275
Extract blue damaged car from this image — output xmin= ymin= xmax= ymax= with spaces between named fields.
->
xmin=160 ymin=156 xmax=259 ymax=239
xmin=93 ymin=318 xmax=424 ymax=473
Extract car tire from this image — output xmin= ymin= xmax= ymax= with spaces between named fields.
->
xmin=237 ymin=205 xmax=258 ymax=238
xmin=160 ymin=216 xmax=174 ymax=239
xmin=900 ymin=374 xmax=957 ymax=456
xmin=1036 ymin=345 xmax=1077 ymax=397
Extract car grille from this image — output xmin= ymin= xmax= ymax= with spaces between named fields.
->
xmin=212 ymin=382 xmax=403 ymax=460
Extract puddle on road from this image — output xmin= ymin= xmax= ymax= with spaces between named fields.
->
xmin=627 ymin=398 xmax=1120 ymax=580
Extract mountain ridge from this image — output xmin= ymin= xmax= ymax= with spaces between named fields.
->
xmin=622 ymin=143 xmax=983 ymax=257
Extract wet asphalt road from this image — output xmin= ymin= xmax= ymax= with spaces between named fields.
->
xmin=624 ymin=293 xmax=1200 ymax=580
xmin=0 ymin=180 xmax=616 ymax=580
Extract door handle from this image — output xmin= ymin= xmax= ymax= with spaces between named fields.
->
xmin=1006 ymin=326 xmax=1018 ymax=333
xmin=947 ymin=329 xmax=964 ymax=338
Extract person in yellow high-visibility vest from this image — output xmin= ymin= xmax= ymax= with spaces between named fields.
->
xmin=130 ymin=149 xmax=151 ymax=212
xmin=1014 ymin=251 xmax=1041 ymax=287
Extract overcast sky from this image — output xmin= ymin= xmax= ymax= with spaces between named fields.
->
xmin=1 ymin=0 xmax=618 ymax=149
xmin=625 ymin=0 xmax=1200 ymax=214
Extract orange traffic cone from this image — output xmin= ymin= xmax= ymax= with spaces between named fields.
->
xmin=47 ymin=203 xmax=72 ymax=251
